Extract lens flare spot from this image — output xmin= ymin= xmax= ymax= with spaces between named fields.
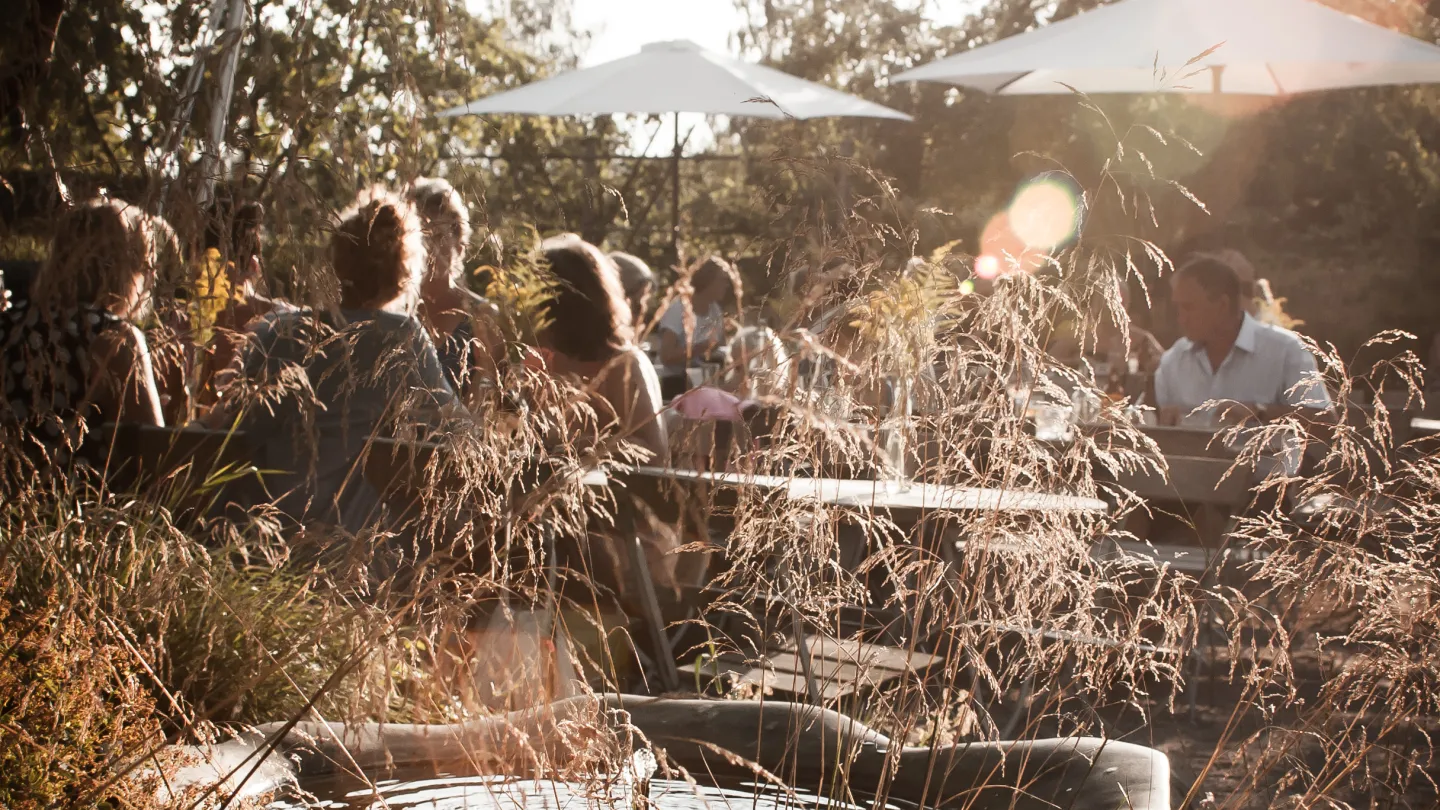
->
xmin=974 ymin=255 xmax=1001 ymax=280
xmin=1008 ymin=179 xmax=1081 ymax=250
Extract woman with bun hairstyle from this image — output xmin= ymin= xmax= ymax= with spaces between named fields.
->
xmin=225 ymin=187 xmax=462 ymax=531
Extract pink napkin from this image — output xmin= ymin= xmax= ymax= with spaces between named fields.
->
xmin=672 ymin=387 xmax=749 ymax=422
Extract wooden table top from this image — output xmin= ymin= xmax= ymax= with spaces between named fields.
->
xmin=624 ymin=466 xmax=1108 ymax=514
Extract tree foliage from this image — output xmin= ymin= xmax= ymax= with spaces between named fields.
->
xmin=4 ymin=0 xmax=1440 ymax=350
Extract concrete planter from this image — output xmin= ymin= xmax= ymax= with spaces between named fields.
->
xmin=167 ymin=695 xmax=1169 ymax=810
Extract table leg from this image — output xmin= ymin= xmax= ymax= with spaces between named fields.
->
xmin=620 ymin=498 xmax=682 ymax=693
xmin=789 ymin=606 xmax=823 ymax=705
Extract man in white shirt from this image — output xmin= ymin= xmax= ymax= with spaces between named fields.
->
xmin=1156 ymin=254 xmax=1330 ymax=478
xmin=657 ymin=256 xmax=732 ymax=380
xmin=1156 ymin=254 xmax=1330 ymax=424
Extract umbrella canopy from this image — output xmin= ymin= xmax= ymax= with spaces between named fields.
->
xmin=440 ymin=39 xmax=912 ymax=120
xmin=894 ymin=0 xmax=1440 ymax=95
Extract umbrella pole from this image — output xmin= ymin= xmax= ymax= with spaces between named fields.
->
xmin=671 ymin=112 xmax=681 ymax=267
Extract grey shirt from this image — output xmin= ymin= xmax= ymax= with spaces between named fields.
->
xmin=238 ymin=308 xmax=457 ymax=531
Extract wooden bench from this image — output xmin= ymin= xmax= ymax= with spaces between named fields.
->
xmin=680 ymin=632 xmax=942 ymax=702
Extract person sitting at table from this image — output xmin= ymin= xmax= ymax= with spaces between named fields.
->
xmin=1156 ymin=253 xmax=1330 ymax=430
xmin=196 ymin=202 xmax=299 ymax=407
xmin=609 ymin=251 xmax=655 ymax=331
xmin=1 ymin=199 xmax=165 ymax=475
xmin=657 ymin=255 xmax=734 ymax=399
xmin=408 ymin=178 xmax=505 ymax=402
xmin=1051 ymin=282 xmax=1164 ymax=392
xmin=223 ymin=187 xmax=462 ymax=531
xmin=529 ymin=235 xmax=676 ymax=603
xmin=532 ymin=234 xmax=667 ymax=464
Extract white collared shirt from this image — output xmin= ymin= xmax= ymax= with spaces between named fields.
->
xmin=1156 ymin=313 xmax=1329 ymax=415
xmin=1156 ymin=313 xmax=1329 ymax=475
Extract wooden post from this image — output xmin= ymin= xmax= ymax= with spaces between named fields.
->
xmin=670 ymin=113 xmax=682 ymax=266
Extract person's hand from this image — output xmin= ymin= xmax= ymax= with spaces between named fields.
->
xmin=1158 ymin=406 xmax=1182 ymax=427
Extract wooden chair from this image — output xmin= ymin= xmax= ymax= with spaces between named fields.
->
xmin=1103 ymin=454 xmax=1260 ymax=715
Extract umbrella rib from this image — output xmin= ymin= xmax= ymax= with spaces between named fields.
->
xmin=993 ymin=72 xmax=1037 ymax=94
xmin=1265 ymin=64 xmax=1286 ymax=96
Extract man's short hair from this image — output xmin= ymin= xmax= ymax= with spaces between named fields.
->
xmin=1176 ymin=253 xmax=1243 ymax=308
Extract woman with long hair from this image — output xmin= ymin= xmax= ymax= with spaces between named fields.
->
xmin=226 ymin=187 xmax=461 ymax=531
xmin=1 ymin=198 xmax=165 ymax=471
xmin=530 ymin=234 xmax=673 ymax=604
xmin=532 ymin=234 xmax=667 ymax=463
xmin=409 ymin=178 xmax=505 ymax=402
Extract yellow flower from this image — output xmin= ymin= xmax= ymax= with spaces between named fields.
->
xmin=191 ymin=248 xmax=233 ymax=347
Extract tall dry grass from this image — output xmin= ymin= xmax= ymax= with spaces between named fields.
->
xmin=1 ymin=9 xmax=1438 ymax=809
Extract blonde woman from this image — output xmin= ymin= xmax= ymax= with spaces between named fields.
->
xmin=228 ymin=188 xmax=461 ymax=530
xmin=409 ymin=178 xmax=504 ymax=401
xmin=1 ymin=199 xmax=164 ymax=469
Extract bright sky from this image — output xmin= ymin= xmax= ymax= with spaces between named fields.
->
xmin=571 ymin=0 xmax=739 ymax=67
xmin=570 ymin=0 xmax=976 ymax=66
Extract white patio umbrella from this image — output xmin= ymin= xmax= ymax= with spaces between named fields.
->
xmin=440 ymin=39 xmax=911 ymax=256
xmin=894 ymin=0 xmax=1440 ymax=95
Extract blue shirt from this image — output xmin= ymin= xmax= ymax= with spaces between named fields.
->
xmin=1156 ymin=313 xmax=1330 ymax=417
xmin=239 ymin=308 xmax=458 ymax=531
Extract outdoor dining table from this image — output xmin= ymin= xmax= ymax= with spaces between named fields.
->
xmin=617 ymin=465 xmax=1108 ymax=702
xmin=624 ymin=466 xmax=1108 ymax=514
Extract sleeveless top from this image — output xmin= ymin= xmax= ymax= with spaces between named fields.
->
xmin=0 ymin=300 xmax=127 ymax=471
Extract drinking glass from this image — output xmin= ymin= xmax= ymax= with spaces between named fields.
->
xmin=879 ymin=377 xmax=913 ymax=492
xmin=1034 ymin=401 xmax=1074 ymax=442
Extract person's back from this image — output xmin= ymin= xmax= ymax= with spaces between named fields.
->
xmin=239 ymin=307 xmax=455 ymax=529
xmin=226 ymin=188 xmax=460 ymax=531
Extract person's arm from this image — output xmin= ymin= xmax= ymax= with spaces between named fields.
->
xmin=1153 ymin=353 xmax=1182 ymax=425
xmin=1280 ymin=338 xmax=1331 ymax=413
xmin=408 ymin=319 xmax=469 ymax=421
xmin=89 ymin=323 xmax=164 ymax=428
xmin=203 ymin=313 xmax=281 ymax=428
xmin=594 ymin=349 xmax=669 ymax=464
xmin=1132 ymin=326 xmax=1165 ymax=374
xmin=461 ymin=293 xmax=507 ymax=403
